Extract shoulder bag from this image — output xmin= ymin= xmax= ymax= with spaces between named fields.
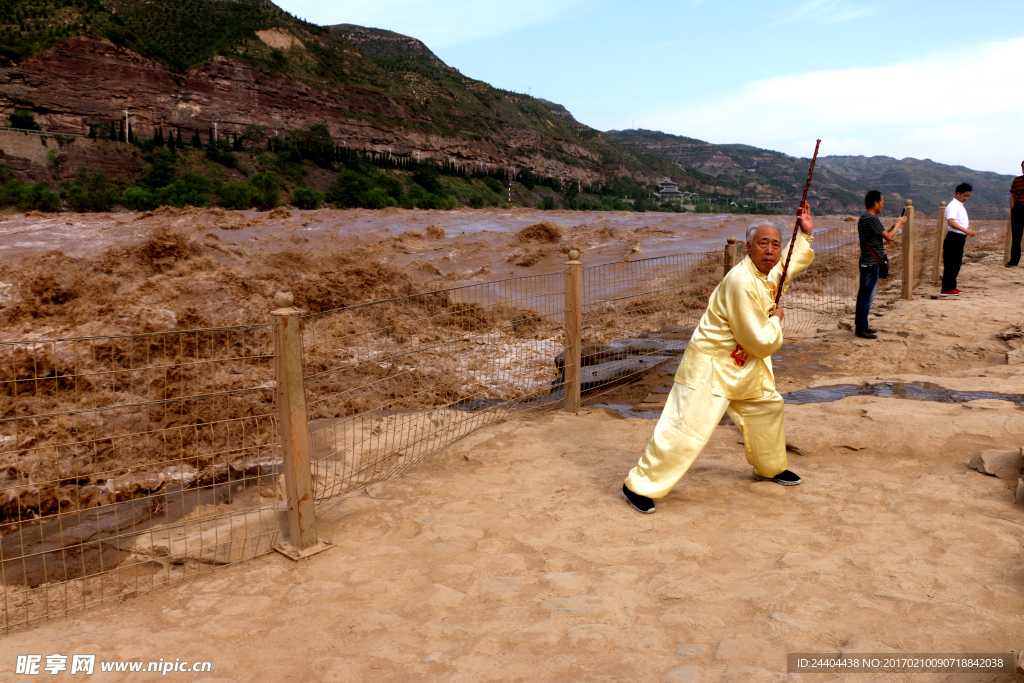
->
xmin=865 ymin=243 xmax=889 ymax=279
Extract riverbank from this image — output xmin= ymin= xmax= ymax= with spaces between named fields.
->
xmin=0 ymin=239 xmax=1021 ymax=681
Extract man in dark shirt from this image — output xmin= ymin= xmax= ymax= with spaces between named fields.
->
xmin=856 ymin=190 xmax=906 ymax=339
xmin=1008 ymin=161 xmax=1024 ymax=267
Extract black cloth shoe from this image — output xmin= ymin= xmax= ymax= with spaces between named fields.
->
xmin=753 ymin=469 xmax=802 ymax=486
xmin=621 ymin=484 xmax=655 ymax=514
xmin=855 ymin=327 xmax=877 ymax=339
xmin=866 ymin=327 xmax=878 ymax=334
xmin=1007 ymin=262 xmax=1019 ymax=267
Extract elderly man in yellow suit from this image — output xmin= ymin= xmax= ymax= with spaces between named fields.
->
xmin=622 ymin=203 xmax=815 ymax=514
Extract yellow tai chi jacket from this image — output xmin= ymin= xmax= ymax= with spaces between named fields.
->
xmin=674 ymin=231 xmax=815 ymax=400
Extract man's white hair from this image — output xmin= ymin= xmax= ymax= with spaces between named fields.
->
xmin=745 ymin=219 xmax=782 ymax=243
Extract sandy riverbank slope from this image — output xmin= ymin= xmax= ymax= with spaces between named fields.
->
xmin=1 ymin=255 xmax=1023 ymax=682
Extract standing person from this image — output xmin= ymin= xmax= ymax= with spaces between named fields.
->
xmin=1007 ymin=161 xmax=1024 ymax=267
xmin=856 ymin=190 xmax=906 ymax=339
xmin=621 ymin=203 xmax=815 ymax=514
xmin=941 ymin=183 xmax=975 ymax=296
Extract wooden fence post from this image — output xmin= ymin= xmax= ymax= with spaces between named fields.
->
xmin=724 ymin=237 xmax=737 ymax=276
xmin=1005 ymin=200 xmax=1014 ymax=264
xmin=932 ymin=201 xmax=946 ymax=285
xmin=272 ymin=291 xmax=331 ymax=560
xmin=901 ymin=199 xmax=915 ymax=299
xmin=564 ymin=251 xmax=583 ymax=414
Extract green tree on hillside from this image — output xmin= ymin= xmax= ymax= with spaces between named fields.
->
xmin=9 ymin=109 xmax=40 ymax=130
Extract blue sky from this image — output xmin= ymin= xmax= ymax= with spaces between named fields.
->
xmin=275 ymin=1 xmax=1023 ymax=175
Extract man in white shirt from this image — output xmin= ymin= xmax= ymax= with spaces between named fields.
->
xmin=941 ymin=183 xmax=975 ymax=296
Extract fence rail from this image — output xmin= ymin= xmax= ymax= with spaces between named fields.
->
xmin=0 ymin=201 xmax=1008 ymax=632
xmin=0 ymin=126 xmax=88 ymax=140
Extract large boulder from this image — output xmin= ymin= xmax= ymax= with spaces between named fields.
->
xmin=967 ymin=448 xmax=1022 ymax=480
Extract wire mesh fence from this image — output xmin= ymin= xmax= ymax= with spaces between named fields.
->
xmin=0 ymin=326 xmax=281 ymax=633
xmin=301 ymin=274 xmax=567 ymax=503
xmin=576 ymin=251 xmax=720 ymax=397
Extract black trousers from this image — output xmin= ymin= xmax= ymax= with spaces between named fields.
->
xmin=942 ymin=231 xmax=966 ymax=292
xmin=1009 ymin=204 xmax=1024 ymax=265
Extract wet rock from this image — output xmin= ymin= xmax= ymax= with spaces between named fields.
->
xmin=663 ymin=665 xmax=703 ymax=682
xmin=659 ymin=324 xmax=696 ymax=337
xmin=962 ymin=399 xmax=1017 ymax=410
xmin=967 ymin=448 xmax=1022 ymax=480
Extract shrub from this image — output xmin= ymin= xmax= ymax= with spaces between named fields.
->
xmin=373 ymin=174 xmax=404 ymax=202
xmin=240 ymin=125 xmax=267 ymax=149
xmin=361 ymin=187 xmax=396 ymax=209
xmin=0 ymin=180 xmax=60 ymax=211
xmin=405 ymin=182 xmax=433 ymax=208
xmin=469 ymin=193 xmax=485 ymax=209
xmin=21 ymin=182 xmax=60 ymax=211
xmin=64 ymin=169 xmax=117 ymax=212
xmin=541 ymin=195 xmax=556 ymax=211
xmin=122 ymin=186 xmax=158 ymax=212
xmin=156 ymin=171 xmax=211 ymax=208
xmin=0 ymin=180 xmax=26 ymax=207
xmin=219 ymin=181 xmax=254 ymax=210
xmin=9 ymin=109 xmax=40 ymax=131
xmin=250 ymin=172 xmax=280 ymax=210
xmin=517 ymin=167 xmax=538 ymax=190
xmin=204 ymin=138 xmax=236 ymax=168
xmin=286 ymin=125 xmax=334 ymax=168
xmin=326 ymin=169 xmax=371 ymax=208
xmin=291 ymin=185 xmax=324 ymax=210
xmin=139 ymin=148 xmax=179 ymax=189
xmin=482 ymin=176 xmax=505 ymax=194
xmin=412 ymin=163 xmax=446 ymax=196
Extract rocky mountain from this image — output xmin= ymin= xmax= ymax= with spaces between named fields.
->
xmin=818 ymin=155 xmax=1014 ymax=210
xmin=0 ymin=0 xmax=1013 ymax=211
xmin=606 ymin=129 xmax=1015 ymax=213
xmin=0 ymin=0 xmax=685 ymax=187
xmin=328 ymin=24 xmax=449 ymax=69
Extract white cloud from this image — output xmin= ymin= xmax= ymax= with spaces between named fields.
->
xmin=273 ymin=0 xmax=594 ymax=47
xmin=641 ymin=36 xmax=1024 ymax=174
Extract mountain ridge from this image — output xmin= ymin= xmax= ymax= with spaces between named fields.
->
xmin=0 ymin=0 xmax=1014 ymax=212
xmin=606 ymin=129 xmax=1015 ymax=211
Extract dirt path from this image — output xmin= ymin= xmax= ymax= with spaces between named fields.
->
xmin=1 ymin=257 xmax=1022 ymax=682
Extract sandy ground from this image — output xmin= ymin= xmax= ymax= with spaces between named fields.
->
xmin=1 ymin=249 xmax=1023 ymax=681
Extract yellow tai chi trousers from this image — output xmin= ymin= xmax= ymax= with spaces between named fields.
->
xmin=624 ymin=364 xmax=787 ymax=499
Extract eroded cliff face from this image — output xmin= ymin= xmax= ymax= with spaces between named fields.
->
xmin=0 ymin=36 xmax=610 ymax=182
